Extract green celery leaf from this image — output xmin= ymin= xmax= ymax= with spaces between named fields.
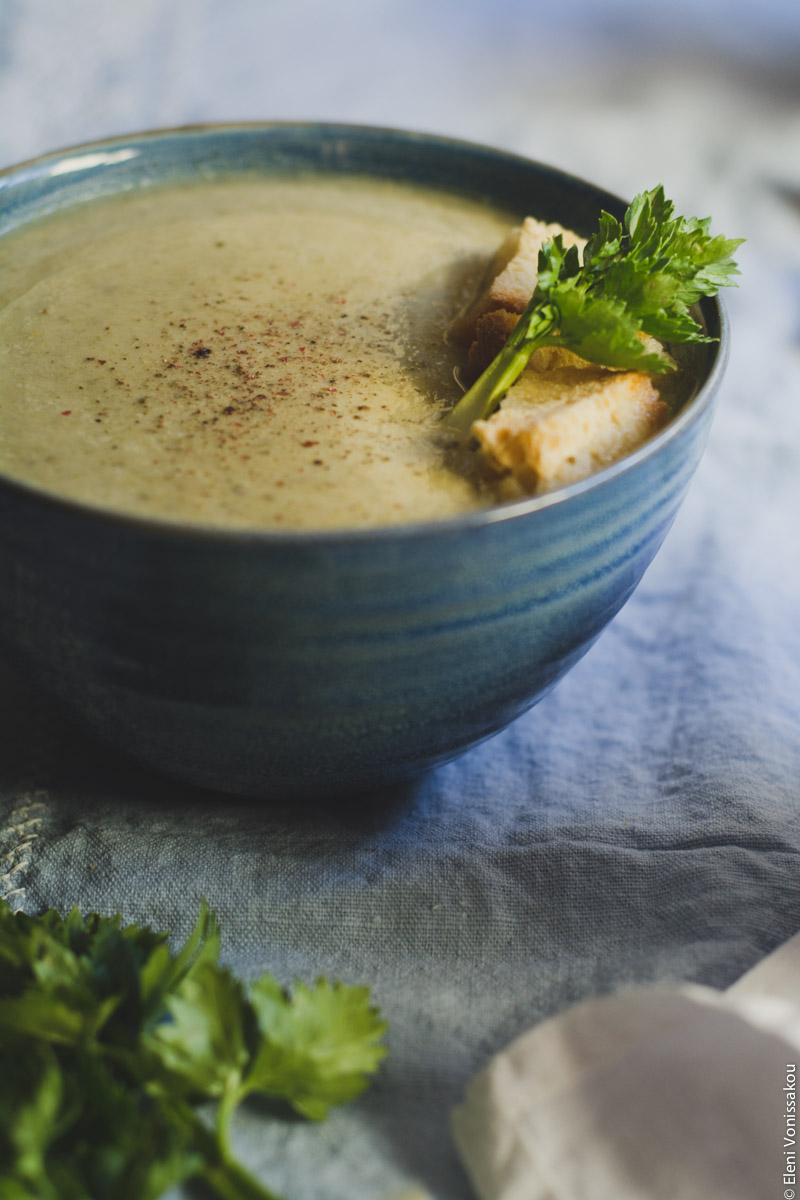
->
xmin=245 ymin=976 xmax=387 ymax=1120
xmin=145 ymin=959 xmax=250 ymax=1098
xmin=51 ymin=1054 xmax=201 ymax=1200
xmin=0 ymin=902 xmax=85 ymax=997
xmin=1 ymin=902 xmax=131 ymax=1046
xmin=582 ymin=210 xmax=624 ymax=267
xmin=139 ymin=898 xmax=221 ymax=1028
xmin=550 ymin=288 xmax=673 ymax=372
xmin=0 ymin=1044 xmax=66 ymax=1194
xmin=0 ymin=991 xmax=114 ymax=1045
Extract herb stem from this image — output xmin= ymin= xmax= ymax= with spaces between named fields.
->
xmin=200 ymin=1155 xmax=287 ymax=1200
xmin=216 ymin=1079 xmax=242 ymax=1161
xmin=445 ymin=306 xmax=557 ymax=432
xmin=187 ymin=1108 xmax=287 ymax=1200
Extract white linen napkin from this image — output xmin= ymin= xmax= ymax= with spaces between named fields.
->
xmin=452 ymin=935 xmax=800 ymax=1200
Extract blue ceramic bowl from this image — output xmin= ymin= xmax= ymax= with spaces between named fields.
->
xmin=0 ymin=124 xmax=727 ymax=798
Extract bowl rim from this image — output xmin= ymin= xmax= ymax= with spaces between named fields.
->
xmin=0 ymin=120 xmax=729 ymax=545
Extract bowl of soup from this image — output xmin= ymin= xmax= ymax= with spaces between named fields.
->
xmin=0 ymin=124 xmax=726 ymax=798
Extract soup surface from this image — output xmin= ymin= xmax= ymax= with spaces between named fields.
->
xmin=0 ymin=174 xmax=518 ymax=529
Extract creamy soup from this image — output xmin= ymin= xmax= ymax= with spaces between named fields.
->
xmin=0 ymin=175 xmax=518 ymax=529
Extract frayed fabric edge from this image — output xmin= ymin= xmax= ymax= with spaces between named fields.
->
xmin=0 ymin=789 xmax=50 ymax=910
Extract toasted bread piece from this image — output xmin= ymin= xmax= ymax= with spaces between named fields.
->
xmin=473 ymin=366 xmax=668 ymax=494
xmin=467 ymin=309 xmax=520 ymax=375
xmin=450 ymin=218 xmax=586 ymax=345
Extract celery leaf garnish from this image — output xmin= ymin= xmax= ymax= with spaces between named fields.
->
xmin=446 ymin=184 xmax=743 ymax=431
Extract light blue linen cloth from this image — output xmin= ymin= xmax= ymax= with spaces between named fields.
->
xmin=1 ymin=3 xmax=799 ymax=1196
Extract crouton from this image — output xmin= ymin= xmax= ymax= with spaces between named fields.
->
xmin=467 ymin=309 xmax=520 ymax=375
xmin=450 ymin=217 xmax=586 ymax=345
xmin=472 ymin=366 xmax=668 ymax=494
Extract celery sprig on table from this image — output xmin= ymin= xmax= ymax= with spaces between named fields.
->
xmin=446 ymin=185 xmax=743 ymax=432
xmin=0 ymin=898 xmax=387 ymax=1200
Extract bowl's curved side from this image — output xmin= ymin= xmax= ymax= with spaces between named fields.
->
xmin=0 ymin=383 xmax=716 ymax=798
